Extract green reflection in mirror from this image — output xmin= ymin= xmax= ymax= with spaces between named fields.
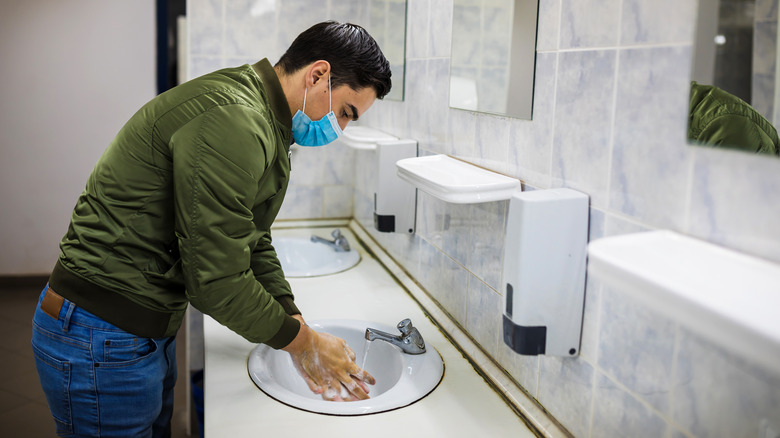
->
xmin=690 ymin=0 xmax=780 ymax=156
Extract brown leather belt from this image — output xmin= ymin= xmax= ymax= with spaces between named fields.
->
xmin=41 ymin=287 xmax=65 ymax=319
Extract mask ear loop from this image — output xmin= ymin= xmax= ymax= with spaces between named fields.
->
xmin=328 ymin=74 xmax=332 ymax=112
xmin=302 ymin=87 xmax=308 ymax=114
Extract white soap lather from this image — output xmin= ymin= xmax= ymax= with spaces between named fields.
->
xmin=502 ymin=188 xmax=589 ymax=356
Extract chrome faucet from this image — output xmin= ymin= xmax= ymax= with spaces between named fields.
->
xmin=310 ymin=229 xmax=350 ymax=252
xmin=365 ymin=319 xmax=426 ymax=354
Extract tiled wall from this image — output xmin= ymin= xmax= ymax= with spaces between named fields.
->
xmin=189 ymin=0 xmax=780 ymax=436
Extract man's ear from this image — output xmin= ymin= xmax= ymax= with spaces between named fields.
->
xmin=306 ymin=60 xmax=331 ymax=87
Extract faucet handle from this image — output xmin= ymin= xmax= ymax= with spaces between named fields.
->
xmin=397 ymin=318 xmax=413 ymax=336
xmin=331 ymin=228 xmax=343 ymax=239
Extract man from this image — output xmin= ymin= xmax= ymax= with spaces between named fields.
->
xmin=31 ymin=21 xmax=391 ymax=437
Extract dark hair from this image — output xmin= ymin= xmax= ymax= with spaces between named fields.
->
xmin=276 ymin=21 xmax=392 ymax=99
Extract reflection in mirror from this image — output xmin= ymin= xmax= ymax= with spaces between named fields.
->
xmin=690 ymin=0 xmax=780 ymax=155
xmin=449 ymin=0 xmax=539 ymax=119
xmin=367 ymin=0 xmax=407 ymax=101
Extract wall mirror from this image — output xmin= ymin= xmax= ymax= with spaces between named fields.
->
xmin=690 ymin=0 xmax=780 ymax=156
xmin=449 ymin=0 xmax=539 ymax=119
xmin=367 ymin=0 xmax=407 ymax=101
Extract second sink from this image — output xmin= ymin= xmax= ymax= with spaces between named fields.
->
xmin=274 ymin=235 xmax=360 ymax=277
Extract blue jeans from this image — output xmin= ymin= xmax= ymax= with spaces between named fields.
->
xmin=32 ymin=285 xmax=177 ymax=437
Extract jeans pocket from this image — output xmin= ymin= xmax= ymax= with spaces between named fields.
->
xmin=32 ymin=342 xmax=73 ymax=436
xmin=99 ymin=335 xmax=158 ymax=367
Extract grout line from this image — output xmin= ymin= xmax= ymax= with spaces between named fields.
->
xmin=537 ymin=40 xmax=692 ymax=55
xmin=604 ymin=0 xmax=623 ymax=214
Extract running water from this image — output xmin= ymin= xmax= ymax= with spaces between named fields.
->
xmin=360 ymin=338 xmax=373 ymax=370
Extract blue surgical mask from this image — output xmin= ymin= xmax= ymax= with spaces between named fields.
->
xmin=291 ymin=75 xmax=343 ymax=147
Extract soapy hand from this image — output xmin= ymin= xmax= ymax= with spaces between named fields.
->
xmin=284 ymin=316 xmax=376 ymax=402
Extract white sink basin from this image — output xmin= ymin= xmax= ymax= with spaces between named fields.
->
xmin=247 ymin=319 xmax=444 ymax=416
xmin=274 ymin=237 xmax=360 ymax=277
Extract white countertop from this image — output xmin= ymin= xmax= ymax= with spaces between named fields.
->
xmin=203 ymin=226 xmax=536 ymax=437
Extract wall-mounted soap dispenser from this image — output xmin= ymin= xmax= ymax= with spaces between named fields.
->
xmin=374 ymin=140 xmax=417 ymax=234
xmin=502 ymin=188 xmax=589 ymax=357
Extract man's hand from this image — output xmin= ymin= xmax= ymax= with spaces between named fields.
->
xmin=283 ymin=315 xmax=376 ymax=401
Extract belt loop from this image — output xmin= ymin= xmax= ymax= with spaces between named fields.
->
xmin=62 ymin=302 xmax=76 ymax=332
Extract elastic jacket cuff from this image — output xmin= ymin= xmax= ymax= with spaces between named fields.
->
xmin=264 ymin=314 xmax=301 ymax=350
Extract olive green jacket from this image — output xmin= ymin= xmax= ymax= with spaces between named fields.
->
xmin=688 ymin=81 xmax=780 ymax=155
xmin=49 ymin=59 xmax=301 ymax=348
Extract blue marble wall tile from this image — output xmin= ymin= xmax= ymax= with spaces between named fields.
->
xmin=277 ymin=185 xmax=323 ymax=219
xmin=537 ymin=357 xmax=595 ymax=438
xmin=672 ymin=327 xmax=780 ymax=438
xmin=274 ymin=1 xmax=325 ymax=55
xmin=497 ymin=342 xmax=541 ymax=398
xmin=591 ymin=373 xmax=670 ymax=438
xmin=429 ymin=0 xmax=453 ymax=58
xmin=579 ymin=276 xmax=602 ymax=362
xmin=406 ymin=0 xmax=430 ymax=59
xmin=417 ymin=190 xmax=445 ymax=249
xmin=224 ymin=0 xmax=277 ymax=59
xmin=752 ymin=20 xmax=777 ymax=121
xmin=688 ymin=148 xmax=780 ymax=264
xmin=422 ymin=58 xmax=451 ymax=150
xmin=322 ymin=185 xmax=353 ymax=218
xmin=289 ymin=146 xmax=325 ymax=186
xmin=450 ymin=1 xmax=480 ymax=65
xmin=465 ymin=275 xmax=500 ymax=357
xmin=322 ymin=142 xmax=355 ymax=186
xmin=447 ymin=108 xmax=477 ymax=159
xmin=597 ymin=286 xmax=677 ymax=415
xmin=620 ymin=0 xmax=697 ymax=45
xmin=467 ymin=200 xmax=506 ymax=290
xmin=609 ymin=46 xmax=691 ymax=230
xmin=508 ymin=52 xmax=556 ymax=188
xmin=474 ymin=115 xmax=510 ymax=174
xmin=329 ymin=0 xmax=369 ymax=24
xmin=415 ymin=236 xmax=468 ymax=325
xmin=480 ymin=4 xmax=513 ymax=66
xmin=439 ymin=201 xmax=471 ymax=269
xmin=404 ymin=59 xmax=428 ymax=143
xmin=536 ymin=0 xmax=561 ymax=52
xmin=603 ymin=212 xmax=651 ymax=236
xmin=559 ymin=0 xmax=620 ymax=49
xmin=552 ymin=49 xmax=616 ymax=206
xmin=478 ymin=67 xmax=510 ymax=115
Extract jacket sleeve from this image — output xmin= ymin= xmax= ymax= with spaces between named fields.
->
xmin=250 ymin=231 xmax=301 ymax=316
xmin=695 ymin=113 xmax=776 ymax=154
xmin=171 ymin=104 xmax=300 ymax=349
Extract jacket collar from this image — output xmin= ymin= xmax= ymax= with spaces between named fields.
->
xmin=252 ymin=59 xmax=292 ymax=133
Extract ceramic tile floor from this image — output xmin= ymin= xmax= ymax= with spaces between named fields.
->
xmin=0 ymin=278 xmax=193 ymax=437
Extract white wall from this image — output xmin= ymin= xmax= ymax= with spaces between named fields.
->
xmin=0 ymin=0 xmax=156 ymax=275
